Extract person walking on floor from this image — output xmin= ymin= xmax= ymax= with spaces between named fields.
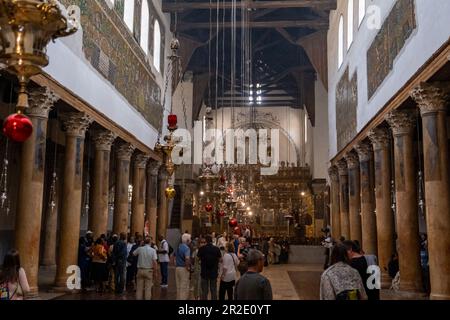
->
xmin=234 ymin=249 xmax=272 ymax=300
xmin=175 ymin=233 xmax=192 ymax=300
xmin=112 ymin=232 xmax=128 ymax=294
xmin=157 ymin=235 xmax=170 ymax=288
xmin=132 ymin=237 xmax=158 ymax=300
xmin=219 ymin=242 xmax=239 ymax=300
xmin=0 ymin=249 xmax=30 ymax=300
xmin=320 ymin=244 xmax=367 ymax=300
xmin=197 ymin=235 xmax=222 ymax=300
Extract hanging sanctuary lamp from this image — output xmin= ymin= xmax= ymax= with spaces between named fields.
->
xmin=0 ymin=0 xmax=78 ymax=142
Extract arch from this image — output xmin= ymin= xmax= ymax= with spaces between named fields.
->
xmin=338 ymin=15 xmax=344 ymax=68
xmin=347 ymin=0 xmax=354 ymax=49
xmin=124 ymin=0 xmax=135 ymax=32
xmin=358 ymin=0 xmax=366 ymax=26
xmin=140 ymin=0 xmax=150 ymax=54
xmin=153 ymin=20 xmax=161 ymax=72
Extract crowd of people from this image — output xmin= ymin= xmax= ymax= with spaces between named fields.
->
xmin=319 ymin=228 xmax=431 ymax=300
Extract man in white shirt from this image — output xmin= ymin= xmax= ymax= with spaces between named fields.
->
xmin=157 ymin=235 xmax=170 ymax=288
xmin=133 ymin=237 xmax=158 ymax=300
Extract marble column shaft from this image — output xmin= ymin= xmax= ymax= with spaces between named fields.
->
xmin=386 ymin=110 xmax=422 ymax=292
xmin=146 ymin=161 xmax=161 ymax=241
xmin=89 ymin=130 xmax=116 ymax=238
xmin=15 ymin=87 xmax=59 ymax=295
xmin=130 ymin=153 xmax=150 ymax=237
xmin=355 ymin=142 xmax=378 ymax=255
xmin=157 ymin=168 xmax=169 ymax=238
xmin=337 ymin=160 xmax=350 ymax=239
xmin=412 ymin=82 xmax=450 ymax=300
xmin=113 ymin=142 xmax=135 ymax=235
xmin=328 ymin=167 xmax=341 ymax=238
xmin=345 ymin=152 xmax=362 ymax=245
xmin=369 ymin=127 xmax=395 ymax=288
xmin=55 ymin=112 xmax=92 ymax=288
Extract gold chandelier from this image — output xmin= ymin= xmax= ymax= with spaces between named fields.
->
xmin=0 ymin=0 xmax=78 ymax=111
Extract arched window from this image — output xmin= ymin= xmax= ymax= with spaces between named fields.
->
xmin=124 ymin=0 xmax=135 ymax=32
xmin=140 ymin=0 xmax=150 ymax=54
xmin=347 ymin=0 xmax=354 ymax=49
xmin=358 ymin=0 xmax=366 ymax=26
xmin=153 ymin=20 xmax=161 ymax=72
xmin=338 ymin=15 xmax=344 ymax=68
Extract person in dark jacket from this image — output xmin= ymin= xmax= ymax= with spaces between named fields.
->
xmin=112 ymin=233 xmax=128 ymax=294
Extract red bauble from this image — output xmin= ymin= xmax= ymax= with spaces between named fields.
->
xmin=168 ymin=114 xmax=178 ymax=129
xmin=218 ymin=210 xmax=226 ymax=217
xmin=205 ymin=203 xmax=213 ymax=212
xmin=3 ymin=113 xmax=33 ymax=142
xmin=229 ymin=218 xmax=238 ymax=227
xmin=219 ymin=175 xmax=226 ymax=184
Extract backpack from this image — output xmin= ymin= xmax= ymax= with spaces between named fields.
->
xmin=162 ymin=240 xmax=174 ymax=256
xmin=0 ymin=281 xmax=18 ymax=300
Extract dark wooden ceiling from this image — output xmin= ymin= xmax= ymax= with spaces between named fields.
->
xmin=163 ymin=0 xmax=336 ymax=126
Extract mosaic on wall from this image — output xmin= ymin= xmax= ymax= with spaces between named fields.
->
xmin=336 ymin=67 xmax=358 ymax=152
xmin=367 ymin=0 xmax=416 ymax=99
xmin=60 ymin=0 xmax=165 ymax=130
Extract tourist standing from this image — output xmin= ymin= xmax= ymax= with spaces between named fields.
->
xmin=126 ymin=236 xmax=136 ymax=289
xmin=175 ymin=233 xmax=192 ymax=300
xmin=190 ymin=237 xmax=205 ymax=300
xmin=320 ymin=244 xmax=367 ymax=300
xmin=90 ymin=238 xmax=108 ymax=293
xmin=78 ymin=237 xmax=91 ymax=291
xmin=132 ymin=237 xmax=158 ymax=300
xmin=219 ymin=242 xmax=239 ymax=300
xmin=197 ymin=235 xmax=222 ymax=300
xmin=157 ymin=235 xmax=170 ymax=288
xmin=234 ymin=249 xmax=272 ymax=300
xmin=0 ymin=249 xmax=30 ymax=300
xmin=112 ymin=232 xmax=128 ymax=294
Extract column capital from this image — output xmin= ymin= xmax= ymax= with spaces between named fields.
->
xmin=92 ymin=130 xmax=117 ymax=151
xmin=355 ymin=141 xmax=372 ymax=162
xmin=26 ymin=86 xmax=59 ymax=119
xmin=328 ymin=166 xmax=339 ymax=181
xmin=385 ymin=110 xmax=417 ymax=136
xmin=368 ymin=127 xmax=390 ymax=150
xmin=61 ymin=112 xmax=93 ymax=137
xmin=147 ymin=160 xmax=162 ymax=176
xmin=116 ymin=142 xmax=136 ymax=160
xmin=134 ymin=153 xmax=151 ymax=168
xmin=337 ymin=159 xmax=348 ymax=176
xmin=345 ymin=152 xmax=359 ymax=169
xmin=410 ymin=82 xmax=450 ymax=116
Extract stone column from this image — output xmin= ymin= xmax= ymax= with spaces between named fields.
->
xmin=15 ymin=87 xmax=58 ymax=296
xmin=355 ymin=142 xmax=378 ymax=255
xmin=55 ymin=112 xmax=92 ymax=288
xmin=146 ymin=161 xmax=161 ymax=240
xmin=345 ymin=152 xmax=362 ymax=245
xmin=328 ymin=167 xmax=341 ymax=238
xmin=369 ymin=127 xmax=395 ymax=288
xmin=157 ymin=168 xmax=169 ymax=238
xmin=130 ymin=153 xmax=150 ymax=237
xmin=337 ymin=160 xmax=350 ymax=240
xmin=89 ymin=130 xmax=116 ymax=238
xmin=113 ymin=142 xmax=135 ymax=235
xmin=386 ymin=110 xmax=422 ymax=293
xmin=411 ymin=82 xmax=450 ymax=300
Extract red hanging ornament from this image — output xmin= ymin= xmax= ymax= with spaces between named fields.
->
xmin=233 ymin=226 xmax=241 ymax=235
xmin=220 ymin=175 xmax=226 ymax=184
xmin=218 ymin=210 xmax=225 ymax=217
xmin=205 ymin=203 xmax=213 ymax=212
xmin=3 ymin=113 xmax=33 ymax=142
xmin=229 ymin=218 xmax=238 ymax=228
xmin=168 ymin=114 xmax=178 ymax=129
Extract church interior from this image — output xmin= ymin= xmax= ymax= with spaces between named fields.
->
xmin=0 ymin=0 xmax=450 ymax=301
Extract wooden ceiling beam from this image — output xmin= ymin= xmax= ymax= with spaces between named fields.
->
xmin=163 ymin=1 xmax=336 ymax=12
xmin=178 ymin=20 xmax=329 ymax=31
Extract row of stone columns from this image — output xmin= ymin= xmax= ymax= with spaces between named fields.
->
xmin=13 ymin=86 xmax=170 ymax=295
xmin=328 ymin=82 xmax=450 ymax=299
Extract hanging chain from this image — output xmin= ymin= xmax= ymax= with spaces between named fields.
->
xmin=49 ymin=109 xmax=59 ymax=212
xmin=0 ymin=81 xmax=13 ymax=215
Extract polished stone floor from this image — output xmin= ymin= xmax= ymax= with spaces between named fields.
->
xmin=35 ymin=263 xmax=428 ymax=300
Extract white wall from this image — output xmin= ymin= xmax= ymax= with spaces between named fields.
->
xmin=328 ymin=0 xmax=450 ymax=159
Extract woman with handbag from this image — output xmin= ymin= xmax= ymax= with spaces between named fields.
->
xmin=219 ymin=243 xmax=239 ymax=300
xmin=0 ymin=249 xmax=30 ymax=300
